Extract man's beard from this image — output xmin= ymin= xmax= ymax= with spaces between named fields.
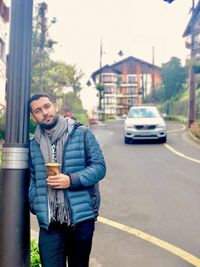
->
xmin=40 ymin=115 xmax=59 ymax=129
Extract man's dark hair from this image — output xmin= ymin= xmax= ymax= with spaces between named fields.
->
xmin=29 ymin=93 xmax=56 ymax=112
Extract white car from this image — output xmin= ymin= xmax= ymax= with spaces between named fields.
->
xmin=124 ymin=105 xmax=167 ymax=144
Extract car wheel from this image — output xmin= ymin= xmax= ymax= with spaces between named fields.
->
xmin=159 ymin=136 xmax=167 ymax=143
xmin=124 ymin=136 xmax=131 ymax=144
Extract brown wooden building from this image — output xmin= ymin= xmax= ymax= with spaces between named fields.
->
xmin=91 ymin=56 xmax=161 ymax=116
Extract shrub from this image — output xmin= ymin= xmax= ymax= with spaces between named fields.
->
xmin=0 ymin=115 xmax=5 ymax=140
xmin=31 ymin=240 xmax=41 ymax=267
xmin=190 ymin=121 xmax=200 ymax=139
xmin=29 ymin=118 xmax=37 ymax=135
xmin=106 ymin=115 xmax=116 ymax=120
xmin=75 ymin=113 xmax=89 ymax=126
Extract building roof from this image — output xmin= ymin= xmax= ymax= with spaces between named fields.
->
xmin=91 ymin=56 xmax=160 ymax=81
xmin=91 ymin=64 xmax=121 ymax=81
xmin=183 ymin=0 xmax=200 ymax=37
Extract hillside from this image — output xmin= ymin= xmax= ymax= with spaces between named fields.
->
xmin=161 ymin=86 xmax=200 ymax=123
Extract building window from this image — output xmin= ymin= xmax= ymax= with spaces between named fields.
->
xmin=102 ymin=75 xmax=117 ymax=83
xmin=104 ymin=86 xmax=114 ymax=94
xmin=127 ymin=87 xmax=137 ymax=94
xmin=105 ymin=108 xmax=115 ymax=114
xmin=117 ymin=98 xmax=129 ymax=105
xmin=0 ymin=1 xmax=9 ymax=22
xmin=105 ymin=97 xmax=116 ymax=104
xmin=127 ymin=75 xmax=136 ymax=84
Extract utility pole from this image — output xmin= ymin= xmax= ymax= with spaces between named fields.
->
xmin=98 ymin=39 xmax=105 ymax=120
xmin=151 ymin=46 xmax=155 ymax=103
xmin=188 ymin=0 xmax=196 ymax=127
xmin=99 ymin=39 xmax=103 ymax=111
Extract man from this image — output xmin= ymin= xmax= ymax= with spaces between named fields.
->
xmin=29 ymin=93 xmax=106 ymax=267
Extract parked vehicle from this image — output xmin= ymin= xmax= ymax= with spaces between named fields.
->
xmin=124 ymin=105 xmax=167 ymax=144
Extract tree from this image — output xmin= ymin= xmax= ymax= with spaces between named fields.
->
xmin=31 ymin=2 xmax=84 ymax=96
xmin=161 ymin=57 xmax=187 ymax=101
xmin=32 ymin=1 xmax=57 ymax=67
xmin=62 ymin=92 xmax=86 ymax=114
xmin=32 ymin=59 xmax=83 ymax=96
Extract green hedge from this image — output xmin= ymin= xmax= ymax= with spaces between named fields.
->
xmin=162 ymin=99 xmax=188 ymax=118
xmin=0 ymin=115 xmax=5 ymax=139
xmin=31 ymin=240 xmax=41 ymax=267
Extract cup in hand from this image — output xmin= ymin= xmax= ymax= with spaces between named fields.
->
xmin=45 ymin=163 xmax=61 ymax=177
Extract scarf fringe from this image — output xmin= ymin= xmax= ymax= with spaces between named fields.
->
xmin=49 ymin=200 xmax=70 ymax=225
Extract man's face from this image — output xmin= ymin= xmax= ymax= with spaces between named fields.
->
xmin=31 ymin=97 xmax=57 ymax=127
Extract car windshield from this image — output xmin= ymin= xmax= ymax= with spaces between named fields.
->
xmin=128 ymin=107 xmax=160 ymax=118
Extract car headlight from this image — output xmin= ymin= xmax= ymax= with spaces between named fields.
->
xmin=126 ymin=125 xmax=134 ymax=129
xmin=157 ymin=124 xmax=166 ymax=129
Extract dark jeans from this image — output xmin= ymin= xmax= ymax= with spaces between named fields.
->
xmin=39 ymin=220 xmax=95 ymax=267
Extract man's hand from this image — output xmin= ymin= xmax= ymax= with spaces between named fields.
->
xmin=46 ymin=173 xmax=70 ymax=189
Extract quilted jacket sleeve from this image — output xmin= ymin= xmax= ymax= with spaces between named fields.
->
xmin=69 ymin=128 xmax=106 ymax=189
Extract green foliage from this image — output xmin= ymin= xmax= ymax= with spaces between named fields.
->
xmin=96 ymin=83 xmax=104 ymax=91
xmin=29 ymin=117 xmax=37 ymax=135
xmin=192 ymin=65 xmax=200 ymax=74
xmin=31 ymin=240 xmax=41 ymax=267
xmin=144 ymin=87 xmax=165 ymax=103
xmin=62 ymin=92 xmax=86 ymax=114
xmin=32 ymin=2 xmax=57 ymax=67
xmin=106 ymin=115 xmax=116 ymax=120
xmin=190 ymin=121 xmax=200 ymax=139
xmin=161 ymin=57 xmax=187 ymax=101
xmin=0 ymin=114 xmax=5 ymax=140
xmin=164 ymin=115 xmax=187 ymax=123
xmin=32 ymin=59 xmax=83 ymax=96
xmin=32 ymin=2 xmax=84 ymax=97
xmin=75 ymin=113 xmax=89 ymax=126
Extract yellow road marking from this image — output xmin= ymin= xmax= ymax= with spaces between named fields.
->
xmin=164 ymin=144 xmax=200 ymax=164
xmin=98 ymin=216 xmax=200 ymax=267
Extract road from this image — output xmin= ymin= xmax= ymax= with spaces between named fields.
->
xmin=31 ymin=120 xmax=200 ymax=267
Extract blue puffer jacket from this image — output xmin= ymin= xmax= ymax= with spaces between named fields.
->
xmin=29 ymin=124 xmax=106 ymax=230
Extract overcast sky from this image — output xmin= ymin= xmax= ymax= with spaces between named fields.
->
xmin=34 ymin=0 xmax=193 ymax=109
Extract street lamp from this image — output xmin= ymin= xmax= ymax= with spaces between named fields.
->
xmin=96 ymin=39 xmax=105 ymax=120
xmin=0 ymin=0 xmax=33 ymax=266
xmin=163 ymin=0 xmax=175 ymax=3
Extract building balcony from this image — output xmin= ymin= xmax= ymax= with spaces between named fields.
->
xmin=119 ymin=82 xmax=138 ymax=87
xmin=101 ymin=79 xmax=117 ymax=84
xmin=185 ymin=36 xmax=200 ymax=52
xmin=116 ymin=93 xmax=138 ymax=97
xmin=103 ymin=92 xmax=115 ymax=95
xmin=185 ymin=37 xmax=192 ymax=49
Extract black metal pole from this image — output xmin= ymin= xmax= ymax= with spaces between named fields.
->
xmin=188 ymin=0 xmax=196 ymax=127
xmin=0 ymin=0 xmax=33 ymax=266
xmin=151 ymin=46 xmax=155 ymax=103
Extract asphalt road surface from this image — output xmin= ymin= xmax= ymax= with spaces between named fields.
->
xmin=31 ymin=120 xmax=200 ymax=267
